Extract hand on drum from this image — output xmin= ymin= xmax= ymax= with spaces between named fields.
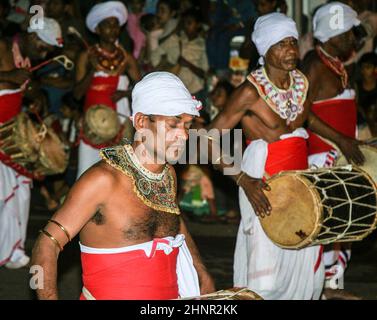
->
xmin=338 ymin=137 xmax=365 ymax=166
xmin=238 ymin=173 xmax=272 ymax=218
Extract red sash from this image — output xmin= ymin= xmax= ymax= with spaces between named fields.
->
xmin=84 ymin=75 xmax=119 ymax=111
xmin=308 ymin=99 xmax=357 ymax=155
xmin=80 ymin=240 xmax=179 ymax=300
xmin=0 ymin=91 xmax=22 ymax=124
xmin=265 ymin=137 xmax=309 ymax=176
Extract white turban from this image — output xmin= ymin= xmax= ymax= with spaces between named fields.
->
xmin=86 ymin=1 xmax=128 ymax=33
xmin=27 ymin=18 xmax=63 ymax=47
xmin=132 ymin=72 xmax=202 ymax=124
xmin=313 ymin=2 xmax=360 ymax=43
xmin=252 ymin=13 xmax=299 ymax=65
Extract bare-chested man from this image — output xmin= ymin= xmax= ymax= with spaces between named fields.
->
xmin=31 ymin=72 xmax=215 ymax=300
xmin=0 ymin=17 xmax=63 ymax=269
xmin=302 ymin=2 xmax=365 ymax=300
xmin=74 ymin=1 xmax=141 ymax=178
xmin=207 ymin=12 xmax=363 ymax=300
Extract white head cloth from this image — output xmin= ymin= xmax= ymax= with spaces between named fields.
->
xmin=86 ymin=1 xmax=128 ymax=33
xmin=313 ymin=2 xmax=360 ymax=43
xmin=27 ymin=18 xmax=63 ymax=47
xmin=252 ymin=13 xmax=299 ymax=65
xmin=131 ymin=72 xmax=202 ymax=124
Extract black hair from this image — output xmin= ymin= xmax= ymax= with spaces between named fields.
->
xmin=157 ymin=0 xmax=179 ymax=12
xmin=140 ymin=13 xmax=157 ymax=32
xmin=214 ymin=80 xmax=235 ymax=97
xmin=182 ymin=8 xmax=203 ymax=24
xmin=359 ymin=52 xmax=377 ymax=67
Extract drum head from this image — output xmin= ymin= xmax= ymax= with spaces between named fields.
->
xmin=260 ymin=174 xmax=322 ymax=249
xmin=337 ymin=145 xmax=377 ymax=183
xmin=85 ymin=105 xmax=120 ymax=141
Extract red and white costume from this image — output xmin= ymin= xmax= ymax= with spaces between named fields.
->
xmin=80 ymin=235 xmax=200 ymax=300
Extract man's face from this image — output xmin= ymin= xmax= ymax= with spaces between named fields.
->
xmin=361 ymin=62 xmax=376 ymax=78
xmin=211 ymin=87 xmax=228 ymax=110
xmin=28 ymin=33 xmax=55 ymax=60
xmin=46 ymin=0 xmax=64 ymax=19
xmin=183 ymin=16 xmax=199 ymax=39
xmin=139 ymin=113 xmax=194 ymax=164
xmin=328 ymin=29 xmax=356 ymax=61
xmin=157 ymin=2 xmax=174 ymax=26
xmin=257 ymin=0 xmax=277 ymax=16
xmin=96 ymin=17 xmax=121 ymax=43
xmin=265 ymin=36 xmax=299 ymax=71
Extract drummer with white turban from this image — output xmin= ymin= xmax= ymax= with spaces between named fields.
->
xmin=302 ymin=2 xmax=365 ymax=300
xmin=74 ymin=0 xmax=141 ymax=178
xmin=32 ymin=72 xmax=215 ymax=300
xmin=203 ymin=12 xmax=330 ymax=299
xmin=0 ymin=17 xmax=63 ymax=269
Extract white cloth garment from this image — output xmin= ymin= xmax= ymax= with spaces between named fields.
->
xmin=77 ymin=72 xmax=131 ymax=179
xmin=86 ymin=1 xmax=128 ymax=33
xmin=252 ymin=13 xmax=299 ymax=65
xmin=0 ymin=162 xmax=31 ymax=266
xmin=27 ymin=17 xmax=63 ymax=47
xmin=313 ymin=2 xmax=360 ymax=43
xmin=80 ymin=234 xmax=200 ymax=299
xmin=233 ymin=129 xmax=324 ymax=300
xmin=131 ymin=72 xmax=202 ymax=125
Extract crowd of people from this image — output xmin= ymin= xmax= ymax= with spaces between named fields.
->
xmin=0 ymin=0 xmax=377 ymax=300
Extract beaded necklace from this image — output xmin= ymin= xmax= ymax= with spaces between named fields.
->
xmin=91 ymin=43 xmax=127 ymax=74
xmin=247 ymin=67 xmax=308 ymax=125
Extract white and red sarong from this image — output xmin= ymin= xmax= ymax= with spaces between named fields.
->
xmin=234 ymin=129 xmax=325 ymax=300
xmin=77 ymin=72 xmax=131 ymax=178
xmin=0 ymin=89 xmax=32 ymax=266
xmin=79 ymin=234 xmax=200 ymax=300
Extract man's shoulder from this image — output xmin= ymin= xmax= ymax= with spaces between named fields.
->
xmin=301 ymin=50 xmax=324 ymax=73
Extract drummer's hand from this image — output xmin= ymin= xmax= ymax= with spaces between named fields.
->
xmin=111 ymin=90 xmax=129 ymax=103
xmin=8 ymin=68 xmax=31 ymax=85
xmin=199 ymin=272 xmax=216 ymax=295
xmin=238 ymin=172 xmax=272 ymax=218
xmin=338 ymin=137 xmax=365 ymax=166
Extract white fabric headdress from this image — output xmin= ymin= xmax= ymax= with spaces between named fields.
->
xmin=27 ymin=18 xmax=63 ymax=47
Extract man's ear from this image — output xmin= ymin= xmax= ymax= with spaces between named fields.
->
xmin=133 ymin=113 xmax=147 ymax=131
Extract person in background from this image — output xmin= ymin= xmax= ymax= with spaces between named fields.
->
xmin=127 ymin=0 xmax=147 ymax=60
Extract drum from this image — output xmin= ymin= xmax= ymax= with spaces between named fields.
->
xmin=179 ymin=288 xmax=263 ymax=300
xmin=336 ymin=144 xmax=377 ymax=183
xmin=260 ymin=166 xmax=377 ymax=249
xmin=84 ymin=105 xmax=120 ymax=145
xmin=35 ymin=125 xmax=70 ymax=176
xmin=0 ymin=112 xmax=39 ymax=167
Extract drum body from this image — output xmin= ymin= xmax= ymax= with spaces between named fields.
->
xmin=84 ymin=105 xmax=120 ymax=145
xmin=0 ymin=112 xmax=39 ymax=167
xmin=179 ymin=288 xmax=263 ymax=300
xmin=260 ymin=167 xmax=377 ymax=249
xmin=336 ymin=144 xmax=377 ymax=183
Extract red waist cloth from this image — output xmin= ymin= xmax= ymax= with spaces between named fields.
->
xmin=80 ymin=240 xmax=179 ymax=300
xmin=0 ymin=91 xmax=22 ymax=123
xmin=84 ymin=75 xmax=119 ymax=111
xmin=308 ymin=99 xmax=357 ymax=155
xmin=265 ymin=137 xmax=309 ymax=177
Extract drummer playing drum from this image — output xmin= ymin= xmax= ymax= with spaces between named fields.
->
xmin=74 ymin=1 xmax=141 ymax=178
xmin=0 ymin=18 xmax=64 ymax=269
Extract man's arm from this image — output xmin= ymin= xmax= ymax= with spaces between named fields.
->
xmin=73 ymin=50 xmax=95 ymax=100
xmin=31 ymin=163 xmax=115 ymax=300
xmin=206 ymin=82 xmax=272 ymax=217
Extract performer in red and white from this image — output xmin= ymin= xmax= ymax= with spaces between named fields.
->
xmin=302 ymin=2 xmax=365 ymax=299
xmin=74 ymin=1 xmax=141 ymax=178
xmin=0 ymin=18 xmax=63 ymax=269
xmin=32 ymin=72 xmax=215 ymax=300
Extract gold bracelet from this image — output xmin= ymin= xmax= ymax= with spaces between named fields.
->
xmin=48 ymin=219 xmax=71 ymax=242
xmin=39 ymin=229 xmax=64 ymax=251
xmin=236 ymin=172 xmax=246 ymax=186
